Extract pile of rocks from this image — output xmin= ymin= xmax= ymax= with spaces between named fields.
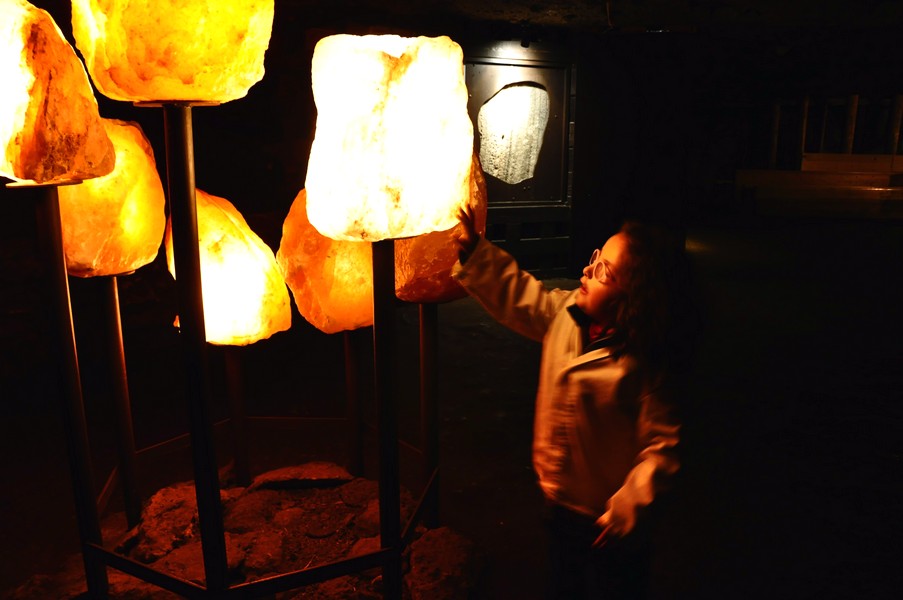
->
xmin=10 ymin=462 xmax=481 ymax=599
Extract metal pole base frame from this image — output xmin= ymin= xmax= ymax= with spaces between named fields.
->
xmin=11 ymin=181 xmax=110 ymax=597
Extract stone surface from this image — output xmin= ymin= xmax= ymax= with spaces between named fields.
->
xmin=478 ymin=84 xmax=550 ymax=185
xmin=0 ymin=0 xmax=114 ymax=184
xmin=58 ymin=119 xmax=165 ymax=277
xmin=236 ymin=529 xmax=285 ymax=577
xmin=165 ymin=188 xmax=292 ymax=346
xmin=248 ymin=461 xmax=355 ymax=491
xmin=118 ymin=482 xmax=198 ymax=563
xmin=408 ymin=527 xmax=481 ymax=600
xmin=351 ymin=499 xmax=382 ymax=538
xmin=338 ymin=477 xmax=380 ymax=508
xmin=223 ymin=488 xmax=283 ymax=532
xmin=71 ymin=0 xmax=274 ymax=103
xmin=305 ymin=34 xmax=473 ymax=242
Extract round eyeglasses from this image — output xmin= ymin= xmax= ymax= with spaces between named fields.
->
xmin=587 ymin=249 xmax=616 ymax=283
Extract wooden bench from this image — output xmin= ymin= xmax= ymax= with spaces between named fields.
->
xmin=735 ymin=166 xmax=903 ymax=219
xmin=801 ymin=152 xmax=903 ymax=173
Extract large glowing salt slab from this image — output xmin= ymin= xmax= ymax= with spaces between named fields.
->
xmin=305 ymin=34 xmax=473 ymax=242
xmin=165 ymin=189 xmax=291 ymax=346
xmin=276 ymin=188 xmax=373 ymax=335
xmin=0 ymin=0 xmax=114 ymax=183
xmin=58 ymin=119 xmax=165 ymax=277
xmin=71 ymin=0 xmax=274 ymax=102
xmin=395 ymin=154 xmax=488 ymax=303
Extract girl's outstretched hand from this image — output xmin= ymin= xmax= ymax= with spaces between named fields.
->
xmin=455 ymin=204 xmax=479 ymax=263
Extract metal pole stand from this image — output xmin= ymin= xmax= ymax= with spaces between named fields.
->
xmin=100 ymin=275 xmax=142 ymax=528
xmin=223 ymin=346 xmax=251 ymax=487
xmin=161 ymin=102 xmax=228 ymax=593
xmin=344 ymin=329 xmax=365 ymax=476
xmin=419 ymin=302 xmax=440 ymax=528
xmin=20 ymin=181 xmax=110 ymax=597
xmin=371 ymin=239 xmax=402 ymax=599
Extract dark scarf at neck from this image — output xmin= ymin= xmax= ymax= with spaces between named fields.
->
xmin=567 ymin=304 xmax=625 ymax=353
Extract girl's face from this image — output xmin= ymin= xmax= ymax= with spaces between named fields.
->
xmin=576 ymin=232 xmax=629 ymax=329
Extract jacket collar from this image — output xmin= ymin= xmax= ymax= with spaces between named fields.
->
xmin=566 ymin=303 xmax=626 ymax=355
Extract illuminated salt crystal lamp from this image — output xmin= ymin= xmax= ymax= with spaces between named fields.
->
xmin=0 ymin=0 xmax=114 ymax=183
xmin=165 ymin=189 xmax=291 ymax=346
xmin=395 ymin=154 xmax=488 ymax=303
xmin=305 ymin=34 xmax=474 ymax=242
xmin=277 ymin=157 xmax=487 ymax=332
xmin=58 ymin=119 xmax=165 ymax=277
xmin=71 ymin=0 xmax=274 ymax=102
xmin=276 ymin=188 xmax=373 ymax=335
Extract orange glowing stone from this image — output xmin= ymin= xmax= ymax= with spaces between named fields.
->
xmin=277 ymin=158 xmax=487 ymax=333
xmin=395 ymin=154 xmax=488 ymax=303
xmin=165 ymin=189 xmax=291 ymax=346
xmin=0 ymin=0 xmax=114 ymax=184
xmin=58 ymin=119 xmax=165 ymax=277
xmin=276 ymin=188 xmax=373 ymax=335
xmin=71 ymin=0 xmax=274 ymax=102
xmin=305 ymin=34 xmax=474 ymax=242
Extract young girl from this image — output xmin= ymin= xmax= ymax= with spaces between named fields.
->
xmin=452 ymin=207 xmax=695 ymax=599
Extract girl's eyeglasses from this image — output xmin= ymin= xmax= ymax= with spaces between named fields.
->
xmin=587 ymin=249 xmax=616 ymax=284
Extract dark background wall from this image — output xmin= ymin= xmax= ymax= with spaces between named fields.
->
xmin=2 ymin=2 xmax=903 ymax=597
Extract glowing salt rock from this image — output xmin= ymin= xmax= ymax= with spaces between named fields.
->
xmin=58 ymin=119 xmax=165 ymax=277
xmin=305 ymin=34 xmax=473 ymax=242
xmin=71 ymin=0 xmax=274 ymax=102
xmin=395 ymin=154 xmax=488 ymax=303
xmin=276 ymin=188 xmax=373 ymax=335
xmin=277 ymin=159 xmax=487 ymax=333
xmin=165 ymin=189 xmax=291 ymax=346
xmin=0 ymin=0 xmax=114 ymax=183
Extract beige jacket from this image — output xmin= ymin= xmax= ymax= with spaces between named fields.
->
xmin=452 ymin=237 xmax=680 ymax=535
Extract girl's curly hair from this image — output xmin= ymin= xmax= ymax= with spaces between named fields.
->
xmin=614 ymin=221 xmax=701 ymax=376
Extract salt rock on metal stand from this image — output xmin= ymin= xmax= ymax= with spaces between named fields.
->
xmin=305 ymin=34 xmax=474 ymax=242
xmin=276 ymin=188 xmax=374 ymax=335
xmin=395 ymin=154 xmax=488 ymax=304
xmin=71 ymin=0 xmax=274 ymax=102
xmin=0 ymin=0 xmax=113 ymax=183
xmin=277 ymin=160 xmax=487 ymax=333
xmin=165 ymin=189 xmax=291 ymax=346
xmin=59 ymin=119 xmax=165 ymax=277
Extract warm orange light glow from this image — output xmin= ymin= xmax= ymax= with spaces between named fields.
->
xmin=165 ymin=189 xmax=291 ymax=346
xmin=277 ymin=157 xmax=487 ymax=333
xmin=58 ymin=119 xmax=165 ymax=277
xmin=71 ymin=0 xmax=274 ymax=102
xmin=276 ymin=188 xmax=373 ymax=335
xmin=0 ymin=0 xmax=113 ymax=183
xmin=305 ymin=34 xmax=473 ymax=242
xmin=395 ymin=154 xmax=488 ymax=303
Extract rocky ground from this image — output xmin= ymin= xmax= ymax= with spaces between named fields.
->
xmin=7 ymin=462 xmax=482 ymax=599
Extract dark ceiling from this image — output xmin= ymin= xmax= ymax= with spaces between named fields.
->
xmin=287 ymin=0 xmax=903 ymax=34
